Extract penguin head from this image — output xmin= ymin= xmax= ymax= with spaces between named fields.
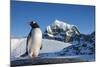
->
xmin=30 ymin=21 xmax=40 ymax=28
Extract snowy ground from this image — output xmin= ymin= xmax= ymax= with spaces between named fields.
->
xmin=11 ymin=37 xmax=95 ymax=66
xmin=11 ymin=38 xmax=72 ymax=61
xmin=40 ymin=39 xmax=72 ymax=53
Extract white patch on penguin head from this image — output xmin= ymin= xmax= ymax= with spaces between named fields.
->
xmin=30 ymin=21 xmax=40 ymax=28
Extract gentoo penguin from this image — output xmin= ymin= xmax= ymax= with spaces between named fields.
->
xmin=21 ymin=21 xmax=42 ymax=58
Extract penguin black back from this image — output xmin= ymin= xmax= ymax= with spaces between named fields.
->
xmin=30 ymin=21 xmax=40 ymax=28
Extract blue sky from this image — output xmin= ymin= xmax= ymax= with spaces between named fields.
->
xmin=11 ymin=1 xmax=95 ymax=37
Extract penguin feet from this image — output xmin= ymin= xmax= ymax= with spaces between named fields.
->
xmin=29 ymin=52 xmax=38 ymax=59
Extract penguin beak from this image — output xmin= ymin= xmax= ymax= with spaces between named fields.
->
xmin=30 ymin=21 xmax=33 ymax=26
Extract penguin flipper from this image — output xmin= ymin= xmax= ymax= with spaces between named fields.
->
xmin=20 ymin=51 xmax=28 ymax=57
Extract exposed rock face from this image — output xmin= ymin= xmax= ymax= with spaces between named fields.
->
xmin=57 ymin=32 xmax=95 ymax=56
xmin=43 ymin=19 xmax=80 ymax=42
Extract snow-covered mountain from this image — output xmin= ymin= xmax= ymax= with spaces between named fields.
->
xmin=56 ymin=32 xmax=95 ymax=56
xmin=43 ymin=19 xmax=80 ymax=42
xmin=39 ymin=32 xmax=95 ymax=61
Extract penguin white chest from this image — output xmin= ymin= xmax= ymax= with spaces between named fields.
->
xmin=28 ymin=28 xmax=42 ymax=58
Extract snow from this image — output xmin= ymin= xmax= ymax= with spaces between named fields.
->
xmin=11 ymin=38 xmax=72 ymax=61
xmin=40 ymin=39 xmax=72 ymax=53
xmin=11 ymin=38 xmax=27 ymax=61
xmin=43 ymin=19 xmax=80 ymax=42
xmin=11 ymin=32 xmax=95 ymax=62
